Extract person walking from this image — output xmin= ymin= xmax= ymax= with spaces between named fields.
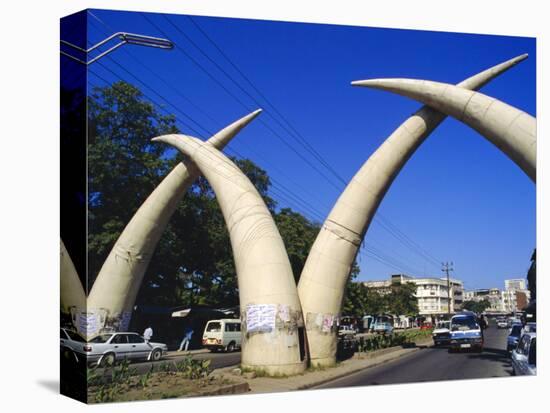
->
xmin=143 ymin=326 xmax=153 ymax=343
xmin=178 ymin=326 xmax=194 ymax=352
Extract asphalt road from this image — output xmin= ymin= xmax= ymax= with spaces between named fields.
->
xmin=95 ymin=350 xmax=241 ymax=376
xmin=314 ymin=326 xmax=513 ymax=389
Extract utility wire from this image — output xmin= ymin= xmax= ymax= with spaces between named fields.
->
xmin=140 ymin=12 xmax=344 ymax=192
xmin=169 ymin=14 xmax=346 ymax=187
xmin=87 ymin=10 xmax=444 ymax=274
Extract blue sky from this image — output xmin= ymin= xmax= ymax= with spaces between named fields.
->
xmin=76 ymin=9 xmax=536 ymax=291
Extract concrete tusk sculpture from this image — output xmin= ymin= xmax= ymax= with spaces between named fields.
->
xmin=351 ymin=77 xmax=536 ymax=182
xmin=297 ymin=54 xmax=529 ymax=367
xmin=87 ymin=109 xmax=262 ymax=335
xmin=60 ymin=239 xmax=86 ymax=315
xmin=152 ymin=134 xmax=307 ymax=376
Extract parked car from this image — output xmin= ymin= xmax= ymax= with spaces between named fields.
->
xmin=202 ymin=319 xmax=242 ymax=352
xmin=60 ymin=328 xmax=87 ymax=362
xmin=511 ymin=332 xmax=536 ymax=376
xmin=448 ymin=312 xmax=483 ymax=352
xmin=523 ymin=322 xmax=536 ymax=333
xmin=373 ymin=321 xmax=393 ymax=335
xmin=84 ymin=332 xmax=168 ymax=367
xmin=507 ymin=323 xmax=523 ymax=354
xmin=432 ymin=321 xmax=451 ymax=346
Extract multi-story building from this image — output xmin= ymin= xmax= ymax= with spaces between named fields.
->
xmin=502 ymin=288 xmax=531 ymax=313
xmin=505 ymin=279 xmax=527 ymax=291
xmin=362 ymin=273 xmax=464 ymax=322
xmin=464 ymin=288 xmax=504 ymax=312
xmin=464 ymin=279 xmax=531 ymax=314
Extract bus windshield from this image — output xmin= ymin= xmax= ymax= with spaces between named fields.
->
xmin=451 ymin=317 xmax=478 ymax=331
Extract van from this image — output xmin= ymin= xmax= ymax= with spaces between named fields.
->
xmin=449 ymin=312 xmax=483 ymax=352
xmin=202 ymin=319 xmax=241 ymax=352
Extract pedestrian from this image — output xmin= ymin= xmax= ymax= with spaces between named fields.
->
xmin=143 ymin=326 xmax=153 ymax=343
xmin=178 ymin=326 xmax=194 ymax=352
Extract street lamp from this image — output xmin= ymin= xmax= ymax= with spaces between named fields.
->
xmin=60 ymin=32 xmax=174 ymax=65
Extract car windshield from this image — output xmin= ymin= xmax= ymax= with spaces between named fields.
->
xmin=509 ymin=325 xmax=523 ymax=337
xmin=451 ymin=317 xmax=478 ymax=331
xmin=89 ymin=334 xmax=113 ymax=343
xmin=437 ymin=322 xmax=450 ymax=329
xmin=66 ymin=330 xmax=86 ymax=342
xmin=206 ymin=322 xmax=222 ymax=332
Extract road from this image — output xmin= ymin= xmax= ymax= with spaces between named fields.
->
xmin=95 ymin=350 xmax=241 ymax=376
xmin=314 ymin=325 xmax=513 ymax=389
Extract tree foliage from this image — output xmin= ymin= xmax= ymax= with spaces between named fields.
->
xmin=462 ymin=299 xmax=491 ymax=314
xmin=343 ymin=280 xmax=418 ymax=317
xmin=87 ymin=81 xmax=328 ymax=309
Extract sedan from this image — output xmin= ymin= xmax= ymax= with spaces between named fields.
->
xmin=84 ymin=332 xmax=168 ymax=366
xmin=511 ymin=332 xmax=536 ymax=376
xmin=60 ymin=328 xmax=87 ymax=362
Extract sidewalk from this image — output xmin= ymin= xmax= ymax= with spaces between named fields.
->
xmin=164 ymin=348 xmax=210 ymax=359
xmin=212 ymin=338 xmax=433 ymax=394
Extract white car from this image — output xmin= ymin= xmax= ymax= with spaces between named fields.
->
xmin=60 ymin=328 xmax=87 ymax=362
xmin=84 ymin=332 xmax=168 ymax=366
xmin=432 ymin=321 xmax=451 ymax=346
xmin=511 ymin=332 xmax=536 ymax=376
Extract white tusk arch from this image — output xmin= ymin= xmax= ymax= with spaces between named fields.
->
xmin=152 ymin=134 xmax=307 ymax=376
xmin=298 ymin=54 xmax=529 ymax=367
xmin=60 ymin=239 xmax=86 ymax=315
xmin=87 ymin=110 xmax=262 ymax=334
xmin=351 ymin=77 xmax=536 ymax=182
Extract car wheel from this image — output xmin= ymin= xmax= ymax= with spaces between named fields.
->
xmin=100 ymin=353 xmax=115 ymax=367
xmin=151 ymin=349 xmax=162 ymax=361
xmin=226 ymin=342 xmax=235 ymax=352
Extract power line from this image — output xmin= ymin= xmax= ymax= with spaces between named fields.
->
xmin=89 ymin=72 xmax=426 ymax=278
xmin=87 ymin=10 xmax=444 ymax=274
xmin=139 ymin=12 xmax=344 ymax=192
xmin=170 ymin=14 xmax=347 ymax=187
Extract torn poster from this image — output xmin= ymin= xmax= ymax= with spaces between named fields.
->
xmin=246 ymin=304 xmax=277 ymax=332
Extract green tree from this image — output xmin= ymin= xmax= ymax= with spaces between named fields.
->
xmin=275 ymin=208 xmax=320 ymax=283
xmin=386 ymin=282 xmax=418 ymax=316
xmin=87 ymin=81 xmax=334 ymax=310
xmin=88 ymin=81 xmax=178 ymax=287
xmin=462 ymin=299 xmax=491 ymax=313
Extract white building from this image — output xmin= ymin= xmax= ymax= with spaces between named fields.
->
xmin=464 ymin=288 xmax=504 ymax=312
xmin=505 ymin=279 xmax=527 ymax=291
xmin=464 ymin=279 xmax=531 ymax=314
xmin=362 ymin=273 xmax=464 ymax=322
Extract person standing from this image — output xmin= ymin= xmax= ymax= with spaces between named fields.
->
xmin=178 ymin=326 xmax=194 ymax=352
xmin=143 ymin=326 xmax=153 ymax=343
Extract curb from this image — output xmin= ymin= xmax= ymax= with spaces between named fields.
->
xmin=193 ymin=381 xmax=250 ymax=397
xmin=297 ymin=346 xmax=421 ymax=390
xmin=165 ymin=349 xmax=210 ymax=357
xmin=210 ymin=338 xmax=434 ymax=393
